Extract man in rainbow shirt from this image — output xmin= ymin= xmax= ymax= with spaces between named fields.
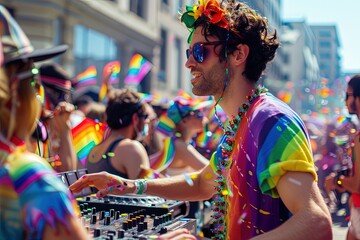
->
xmin=71 ymin=1 xmax=332 ymax=239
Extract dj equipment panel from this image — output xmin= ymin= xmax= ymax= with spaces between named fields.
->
xmin=57 ymin=170 xmax=198 ymax=239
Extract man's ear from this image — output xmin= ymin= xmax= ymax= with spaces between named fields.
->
xmin=232 ymin=44 xmax=249 ymax=65
xmin=131 ymin=112 xmax=139 ymax=125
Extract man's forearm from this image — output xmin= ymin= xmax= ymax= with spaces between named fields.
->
xmin=143 ymin=168 xmax=215 ymax=201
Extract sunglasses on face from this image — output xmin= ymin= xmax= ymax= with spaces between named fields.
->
xmin=345 ymin=92 xmax=354 ymax=101
xmin=186 ymin=41 xmax=224 ymax=63
xmin=138 ymin=112 xmax=149 ymax=120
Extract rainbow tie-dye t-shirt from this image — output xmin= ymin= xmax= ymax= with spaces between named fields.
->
xmin=0 ymin=138 xmax=79 ymax=240
xmin=210 ymin=93 xmax=317 ymax=239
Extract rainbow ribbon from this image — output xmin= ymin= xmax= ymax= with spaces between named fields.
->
xmin=150 ymin=136 xmax=175 ymax=172
xmin=124 ymin=53 xmax=152 ymax=85
xmin=71 ymin=118 xmax=106 ymax=166
xmin=73 ymin=66 xmax=97 ymax=88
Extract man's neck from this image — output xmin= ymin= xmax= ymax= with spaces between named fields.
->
xmin=218 ymin=79 xmax=257 ymax=118
xmin=108 ymin=127 xmax=133 ymax=140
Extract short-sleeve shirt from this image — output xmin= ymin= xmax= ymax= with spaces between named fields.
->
xmin=0 ymin=137 xmax=79 ymax=240
xmin=210 ymin=93 xmax=317 ymax=239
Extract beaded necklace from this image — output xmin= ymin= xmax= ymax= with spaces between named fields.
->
xmin=211 ymin=85 xmax=268 ymax=239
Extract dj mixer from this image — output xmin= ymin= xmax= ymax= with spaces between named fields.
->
xmin=57 ymin=169 xmax=198 ymax=239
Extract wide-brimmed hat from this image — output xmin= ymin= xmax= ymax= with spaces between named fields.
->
xmin=0 ymin=5 xmax=67 ymax=65
xmin=39 ymin=63 xmax=72 ymax=92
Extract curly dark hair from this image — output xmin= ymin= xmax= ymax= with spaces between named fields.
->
xmin=193 ymin=0 xmax=279 ymax=82
xmin=106 ymin=88 xmax=145 ymax=129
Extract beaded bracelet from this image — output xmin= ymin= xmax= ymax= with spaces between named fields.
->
xmin=133 ymin=179 xmax=148 ymax=195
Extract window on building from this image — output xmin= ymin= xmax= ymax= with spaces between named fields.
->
xmin=174 ymin=37 xmax=182 ymax=89
xmin=130 ymin=0 xmax=146 ymax=19
xmin=320 ymin=52 xmax=331 ymax=59
xmin=172 ymin=0 xmax=182 ymax=16
xmin=319 ymin=41 xmax=331 ymax=48
xmin=319 ymin=31 xmax=331 ymax=38
xmin=158 ymin=29 xmax=167 ymax=82
xmin=283 ymin=53 xmax=289 ymax=64
xmin=73 ymin=25 xmax=118 ymax=84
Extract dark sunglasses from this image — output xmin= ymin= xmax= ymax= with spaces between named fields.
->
xmin=138 ymin=112 xmax=149 ymax=120
xmin=345 ymin=92 xmax=354 ymax=101
xmin=186 ymin=41 xmax=224 ymax=63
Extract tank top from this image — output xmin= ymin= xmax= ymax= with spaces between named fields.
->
xmin=86 ymin=138 xmax=128 ymax=178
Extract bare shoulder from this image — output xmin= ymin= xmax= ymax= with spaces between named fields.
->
xmin=116 ymin=139 xmax=147 ymax=155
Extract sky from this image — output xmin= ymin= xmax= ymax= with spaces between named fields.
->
xmin=282 ymin=0 xmax=360 ymax=72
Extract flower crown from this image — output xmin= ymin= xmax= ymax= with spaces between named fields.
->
xmin=180 ymin=0 xmax=242 ymax=43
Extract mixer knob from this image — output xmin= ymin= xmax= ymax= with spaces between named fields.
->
xmin=117 ymin=229 xmax=125 ymax=238
xmin=115 ymin=211 xmax=120 ymax=220
xmin=90 ymin=215 xmax=97 ymax=224
xmin=131 ymin=218 xmax=137 ymax=227
xmin=159 ymin=227 xmax=168 ymax=234
xmin=91 ymin=207 xmax=96 ymax=215
xmin=100 ymin=211 xmax=105 ymax=220
xmin=122 ymin=221 xmax=129 ymax=230
xmin=143 ymin=221 xmax=148 ymax=230
xmin=154 ymin=217 xmax=159 ymax=226
xmin=93 ymin=228 xmax=101 ymax=237
xmin=107 ymin=234 xmax=114 ymax=240
xmin=137 ymin=222 xmax=143 ymax=232
xmin=104 ymin=216 xmax=111 ymax=225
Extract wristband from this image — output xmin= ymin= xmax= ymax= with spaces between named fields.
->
xmin=134 ymin=179 xmax=148 ymax=194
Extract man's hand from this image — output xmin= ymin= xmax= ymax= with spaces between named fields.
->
xmin=69 ymin=171 xmax=132 ymax=198
xmin=157 ymin=229 xmax=197 ymax=240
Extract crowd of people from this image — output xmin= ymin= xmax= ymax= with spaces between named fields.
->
xmin=1 ymin=0 xmax=360 ymax=239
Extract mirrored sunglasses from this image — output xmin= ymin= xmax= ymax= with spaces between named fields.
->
xmin=186 ymin=41 xmax=224 ymax=63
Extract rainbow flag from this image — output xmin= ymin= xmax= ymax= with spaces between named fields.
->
xmin=152 ymin=92 xmax=170 ymax=106
xmin=124 ymin=53 xmax=152 ymax=85
xmin=103 ymin=61 xmax=120 ymax=84
xmin=335 ymin=116 xmax=350 ymax=129
xmin=138 ymin=92 xmax=153 ymax=103
xmin=71 ymin=118 xmax=106 ymax=166
xmin=73 ymin=66 xmax=97 ymax=88
xmin=150 ymin=136 xmax=175 ymax=172
xmin=195 ymin=124 xmax=211 ymax=148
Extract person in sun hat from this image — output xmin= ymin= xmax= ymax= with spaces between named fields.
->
xmin=70 ymin=1 xmax=332 ymax=239
xmin=0 ymin=5 xmax=88 ymax=239
xmin=154 ymin=93 xmax=212 ymax=176
xmin=32 ymin=62 xmax=79 ymax=171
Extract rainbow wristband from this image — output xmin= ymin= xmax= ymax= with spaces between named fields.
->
xmin=134 ymin=179 xmax=148 ymax=195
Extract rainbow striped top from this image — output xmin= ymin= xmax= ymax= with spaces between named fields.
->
xmin=210 ymin=93 xmax=317 ymax=239
xmin=0 ymin=137 xmax=79 ymax=240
